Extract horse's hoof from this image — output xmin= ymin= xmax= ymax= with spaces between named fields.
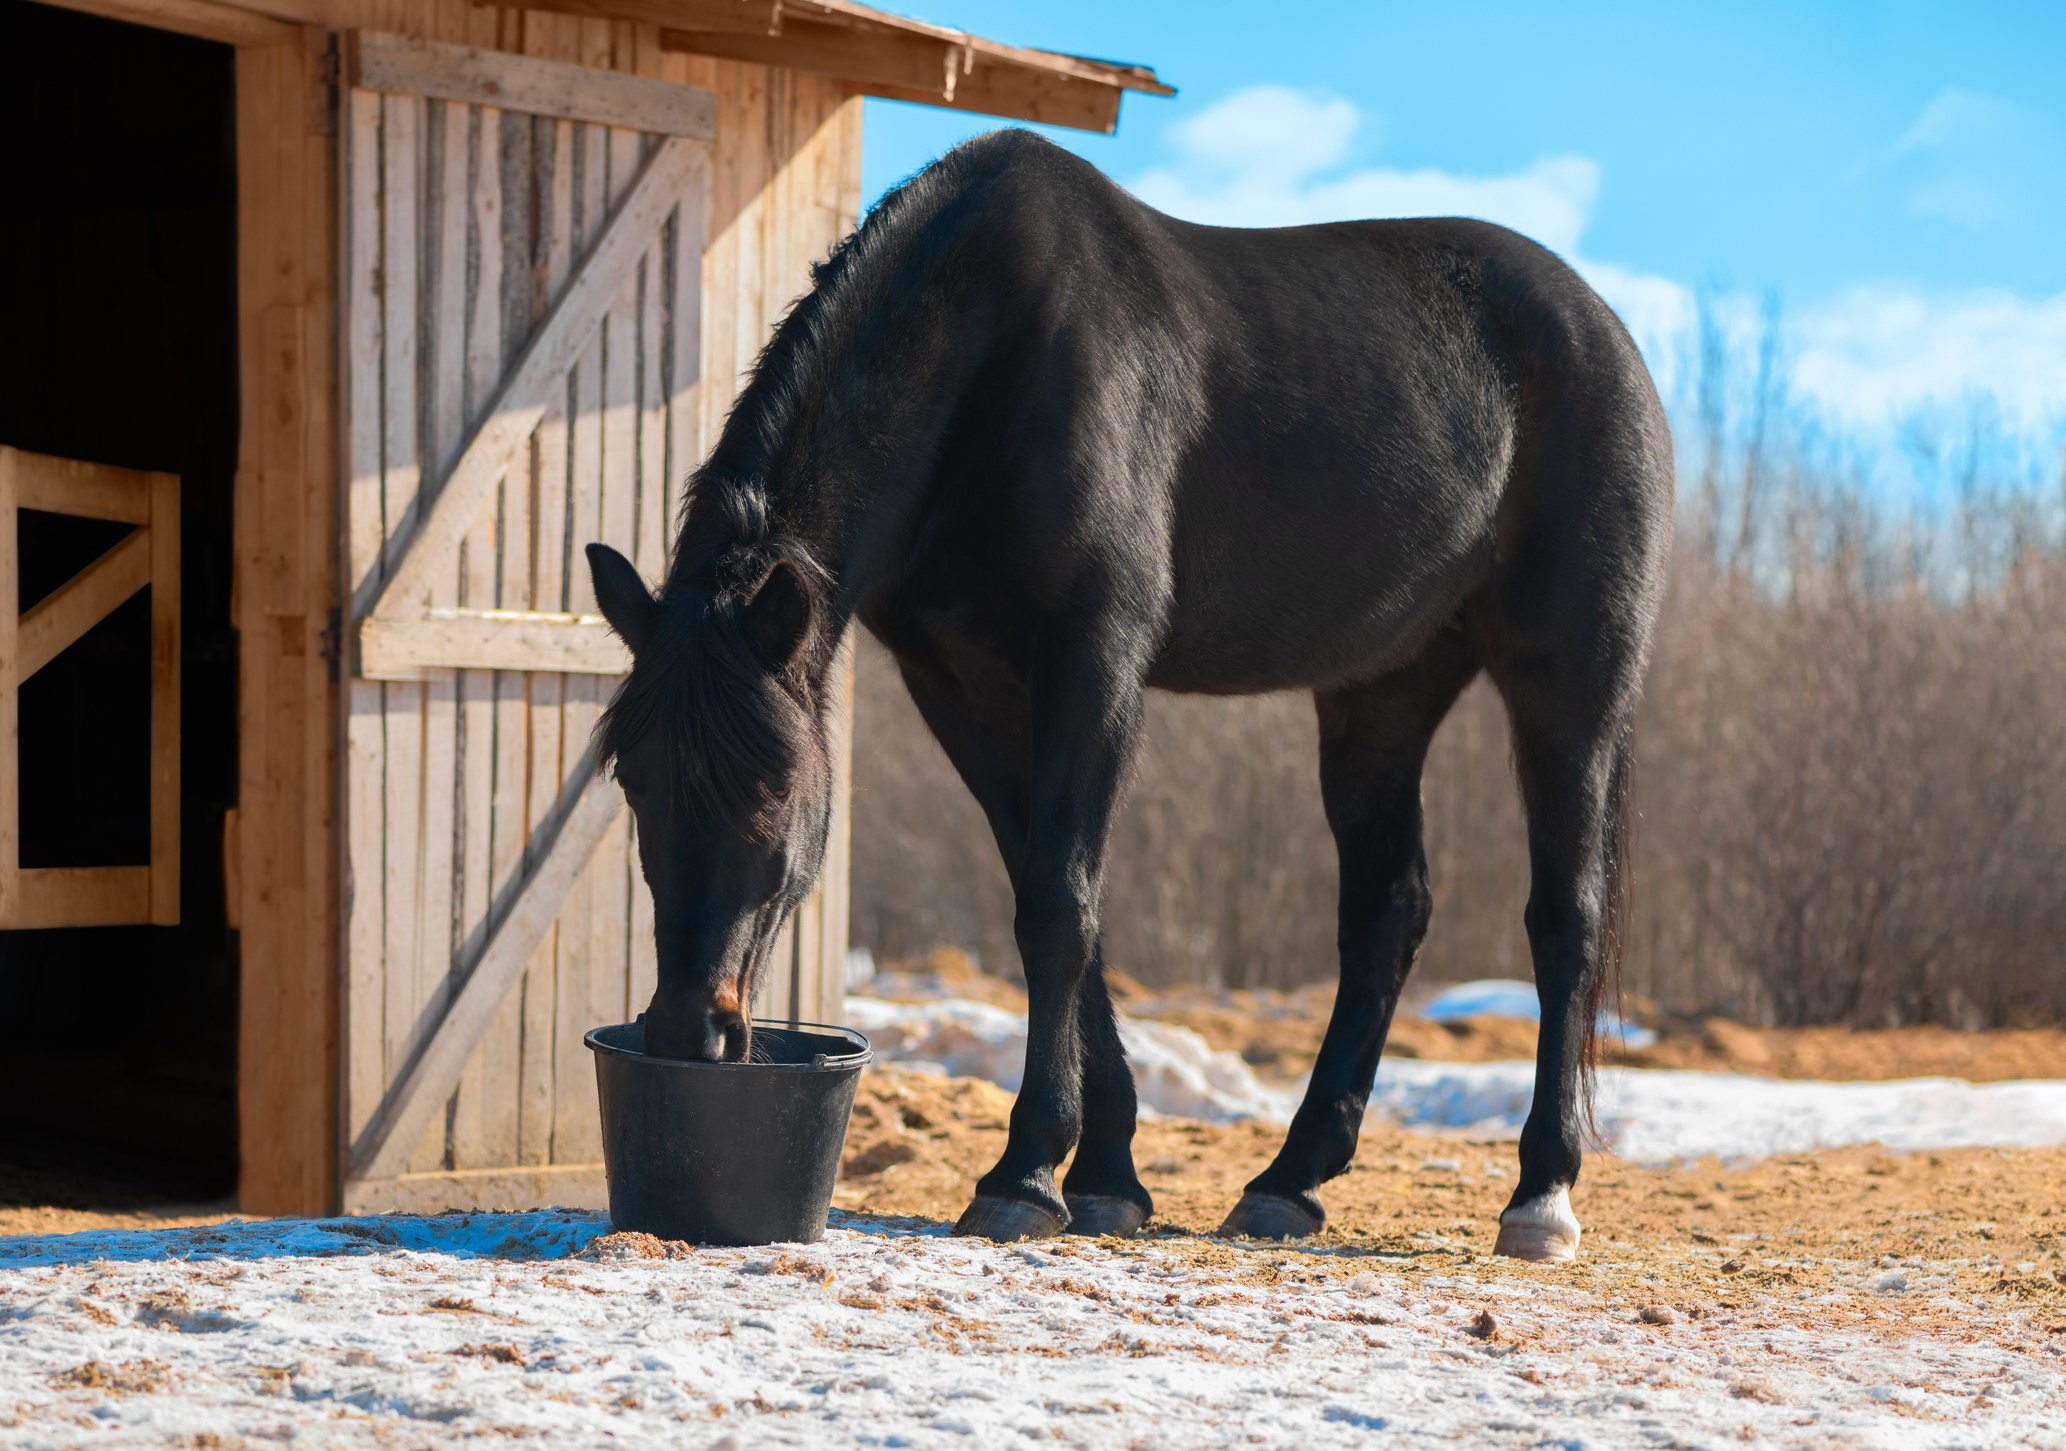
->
xmin=954 ymin=1196 xmax=1067 ymax=1242
xmin=1494 ymin=1187 xmax=1582 ymax=1262
xmin=1216 ymin=1191 xmax=1324 ymax=1240
xmin=1064 ymin=1195 xmax=1148 ymax=1238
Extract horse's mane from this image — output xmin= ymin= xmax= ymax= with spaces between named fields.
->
xmin=596 ymin=138 xmax=1001 ymax=822
xmin=674 ymin=140 xmax=992 ymax=571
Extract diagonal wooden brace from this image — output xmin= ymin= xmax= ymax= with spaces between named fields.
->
xmin=16 ymin=526 xmax=152 ymax=680
xmin=354 ymin=132 xmax=705 ymax=636
xmin=349 ymin=753 xmax=626 ymax=1181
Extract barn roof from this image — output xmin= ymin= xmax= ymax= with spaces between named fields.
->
xmin=536 ymin=0 xmax=1176 ymax=133
xmin=66 ymin=0 xmax=1173 ymax=135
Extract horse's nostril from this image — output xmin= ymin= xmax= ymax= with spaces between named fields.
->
xmin=717 ymin=1015 xmax=750 ymax=1063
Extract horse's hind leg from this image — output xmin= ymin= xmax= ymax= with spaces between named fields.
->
xmin=1221 ymin=632 xmax=1477 ymax=1239
xmin=1489 ymin=665 xmax=1638 ymax=1262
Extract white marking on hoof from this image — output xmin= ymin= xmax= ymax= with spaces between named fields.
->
xmin=1494 ymin=1187 xmax=1582 ymax=1262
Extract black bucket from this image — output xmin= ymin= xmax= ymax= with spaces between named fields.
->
xmin=586 ymin=1019 xmax=871 ymax=1246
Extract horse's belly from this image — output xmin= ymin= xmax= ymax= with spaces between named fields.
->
xmin=1147 ymin=464 xmax=1496 ymax=693
xmin=1149 ymin=540 xmax=1485 ymax=694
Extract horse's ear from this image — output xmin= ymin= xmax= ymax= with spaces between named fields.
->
xmin=742 ymin=559 xmax=812 ymax=671
xmin=586 ymin=543 xmax=661 ymax=656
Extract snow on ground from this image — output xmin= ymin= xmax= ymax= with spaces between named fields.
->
xmin=1377 ymin=1060 xmax=2066 ymax=1165
xmin=4 ymin=1208 xmax=2063 ymax=1450
xmin=843 ymin=997 xmax=1295 ymax=1124
xmin=845 ymin=997 xmax=2066 ymax=1163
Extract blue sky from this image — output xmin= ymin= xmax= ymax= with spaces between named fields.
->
xmin=860 ymin=1 xmax=2066 ymax=473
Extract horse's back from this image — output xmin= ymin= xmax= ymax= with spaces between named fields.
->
xmin=1115 ymin=206 xmax=1669 ymax=691
xmin=916 ymin=134 xmax=1674 ymax=693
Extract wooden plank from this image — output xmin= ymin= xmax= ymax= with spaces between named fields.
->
xmin=341 ymin=1161 xmax=607 ymax=1215
xmin=235 ymin=37 xmax=340 ymax=1218
xmin=410 ymin=667 xmax=460 ymax=1174
xmin=590 ymin=801 xmax=631 ymax=1033
xmin=350 ymin=767 xmax=627 ymax=1182
xmin=14 ymin=526 xmax=151 ymax=681
xmin=588 ymin=61 xmax=643 ymax=1064
xmin=12 ymin=447 xmax=154 ymax=523
xmin=342 ymin=83 xmax=390 ymax=1152
xmin=815 ymin=634 xmax=855 ymax=1017
xmin=379 ymin=622 xmax=613 ymax=682
xmin=549 ymin=775 xmax=598 ymax=1162
xmin=378 ymin=91 xmax=423 ymax=586
xmin=344 ymin=682 xmax=386 ymax=1145
xmin=148 ymin=471 xmax=181 ymax=926
xmin=551 ymin=171 xmax=607 ymax=1158
xmin=32 ymin=0 xmax=298 ymax=47
xmin=854 ymin=67 xmax=1124 ymax=135
xmin=626 ymin=816 xmax=657 ymax=1019
xmin=0 ymin=449 xmax=17 ymax=929
xmin=378 ymin=91 xmax=429 ymax=1120
xmin=2 ymin=868 xmax=152 ymax=931
xmin=348 ymin=29 xmax=716 ymax=140
xmin=665 ymin=151 xmax=706 ymax=564
xmin=517 ymin=0 xmax=777 ymax=36
xmin=429 ymin=99 xmax=472 ymax=488
xmin=634 ymin=238 xmax=666 ymax=579
xmin=662 ymin=16 xmax=955 ymax=97
xmin=597 ymin=130 xmax=640 ymax=571
xmin=356 ymin=132 xmax=705 ymax=634
xmin=479 ymin=106 xmax=535 ymax=1163
xmin=222 ymin=807 xmax=240 ymax=930
xmin=481 ymin=511 xmax=533 ymax=1167
xmin=451 ymin=98 xmax=505 ymax=1172
xmin=409 ymin=94 xmax=471 ymax=1173
xmin=343 ymin=90 xmax=387 ymax=615
xmin=517 ymin=86 xmax=576 ymax=1170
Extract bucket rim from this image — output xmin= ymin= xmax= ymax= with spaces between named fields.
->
xmin=584 ymin=1019 xmax=873 ymax=1073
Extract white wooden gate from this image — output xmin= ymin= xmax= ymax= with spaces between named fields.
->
xmin=337 ymin=33 xmax=842 ymax=1204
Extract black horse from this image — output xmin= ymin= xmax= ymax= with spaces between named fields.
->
xmin=586 ymin=130 xmax=1673 ymax=1259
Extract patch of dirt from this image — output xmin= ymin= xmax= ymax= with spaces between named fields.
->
xmin=0 ymin=1131 xmax=247 ymax=1239
xmin=1121 ymin=981 xmax=2066 ymax=1084
xmin=837 ymin=1066 xmax=2066 ymax=1348
xmin=54 ymin=1359 xmax=171 ymax=1394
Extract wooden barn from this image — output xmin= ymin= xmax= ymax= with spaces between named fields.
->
xmin=0 ymin=0 xmax=1167 ymax=1217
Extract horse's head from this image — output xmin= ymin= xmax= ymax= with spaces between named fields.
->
xmin=586 ymin=540 xmax=832 ymax=1063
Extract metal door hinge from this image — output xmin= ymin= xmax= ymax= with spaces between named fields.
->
xmin=319 ymin=606 xmax=343 ymax=683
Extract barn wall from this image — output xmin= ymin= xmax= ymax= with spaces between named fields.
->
xmin=288 ymin=4 xmax=859 ymax=1215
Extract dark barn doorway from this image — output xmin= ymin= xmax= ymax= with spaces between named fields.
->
xmin=0 ymin=0 xmax=240 ymax=1204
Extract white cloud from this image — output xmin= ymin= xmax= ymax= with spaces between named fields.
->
xmin=1129 ymin=86 xmax=1598 ymax=254
xmin=1126 ymin=86 xmax=1692 ymax=392
xmin=1126 ymin=86 xmax=2066 ymax=455
xmin=1886 ymin=87 xmax=2063 ymax=230
xmin=1792 ymin=286 xmax=2066 ymax=434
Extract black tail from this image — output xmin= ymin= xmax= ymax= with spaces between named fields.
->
xmin=1578 ymin=726 xmax=1636 ymax=1142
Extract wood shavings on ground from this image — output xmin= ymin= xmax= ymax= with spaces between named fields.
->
xmin=2 ymin=1166 xmax=2063 ymax=1448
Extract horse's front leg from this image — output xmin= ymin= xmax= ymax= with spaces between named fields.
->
xmin=1221 ymin=644 xmax=1474 ymax=1239
xmin=955 ymin=639 xmax=1148 ymax=1242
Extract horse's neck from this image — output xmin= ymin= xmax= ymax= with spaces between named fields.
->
xmin=763 ymin=280 xmax=987 ymax=640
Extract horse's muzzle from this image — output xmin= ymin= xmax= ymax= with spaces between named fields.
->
xmin=645 ymin=1002 xmax=749 ymax=1063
